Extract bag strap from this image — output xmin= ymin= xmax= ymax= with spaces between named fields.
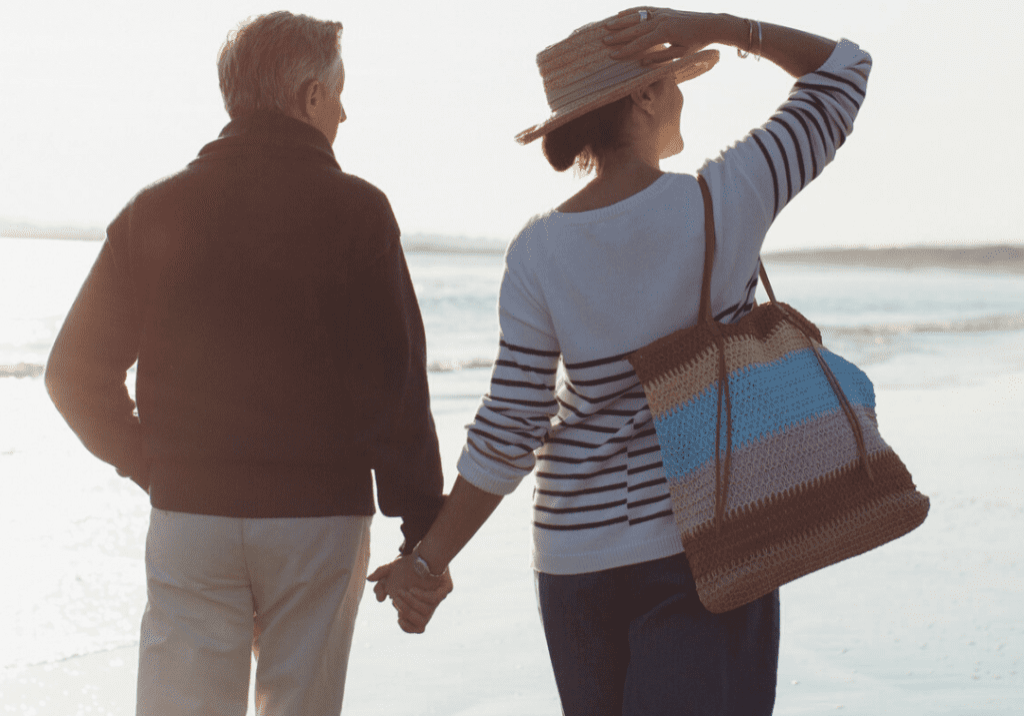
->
xmin=695 ymin=175 xmax=874 ymax=534
xmin=697 ymin=175 xmax=734 ymax=532
xmin=697 ymin=175 xmax=717 ymax=323
xmin=698 ymin=176 xmax=778 ymax=312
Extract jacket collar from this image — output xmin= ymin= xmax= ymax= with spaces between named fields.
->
xmin=195 ymin=110 xmax=340 ymax=170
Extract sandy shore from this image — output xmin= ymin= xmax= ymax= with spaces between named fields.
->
xmin=1 ymin=367 xmax=1022 ymax=714
xmin=763 ymin=244 xmax=1024 ymax=274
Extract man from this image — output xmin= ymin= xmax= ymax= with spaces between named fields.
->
xmin=45 ymin=11 xmax=449 ymax=715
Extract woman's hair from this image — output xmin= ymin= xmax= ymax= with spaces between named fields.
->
xmin=541 ymin=95 xmax=633 ymax=174
xmin=217 ymin=11 xmax=344 ymax=120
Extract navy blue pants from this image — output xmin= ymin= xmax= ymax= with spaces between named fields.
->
xmin=537 ymin=553 xmax=780 ymax=716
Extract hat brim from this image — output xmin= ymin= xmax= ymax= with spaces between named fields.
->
xmin=515 ymin=49 xmax=720 ymax=146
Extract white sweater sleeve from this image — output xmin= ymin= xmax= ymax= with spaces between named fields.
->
xmin=456 ymin=232 xmax=562 ymax=495
xmin=699 ymin=39 xmax=873 ymax=294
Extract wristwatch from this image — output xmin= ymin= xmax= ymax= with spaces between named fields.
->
xmin=411 ymin=543 xmax=447 ymax=579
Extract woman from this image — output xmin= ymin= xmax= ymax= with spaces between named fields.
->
xmin=370 ymin=7 xmax=872 ymax=715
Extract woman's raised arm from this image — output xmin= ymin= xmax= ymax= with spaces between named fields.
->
xmin=604 ymin=9 xmax=837 ymax=78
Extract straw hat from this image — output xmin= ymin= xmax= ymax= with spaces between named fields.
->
xmin=515 ymin=13 xmax=720 ymax=145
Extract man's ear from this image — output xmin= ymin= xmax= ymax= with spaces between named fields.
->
xmin=296 ymin=78 xmax=321 ymax=119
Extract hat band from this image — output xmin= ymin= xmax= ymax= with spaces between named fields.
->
xmin=544 ymin=60 xmax=652 ymax=110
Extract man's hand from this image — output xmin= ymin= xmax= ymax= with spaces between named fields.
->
xmin=367 ymin=557 xmax=453 ymax=634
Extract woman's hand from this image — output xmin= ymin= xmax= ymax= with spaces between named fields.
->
xmin=367 ymin=557 xmax=454 ymax=634
xmin=604 ymin=8 xmax=720 ymax=64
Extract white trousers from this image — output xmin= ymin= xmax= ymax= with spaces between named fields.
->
xmin=136 ymin=508 xmax=372 ymax=716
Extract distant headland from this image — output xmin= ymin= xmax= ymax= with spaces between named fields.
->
xmin=3 ymin=219 xmax=1022 ymax=274
xmin=763 ymin=245 xmax=1024 ymax=275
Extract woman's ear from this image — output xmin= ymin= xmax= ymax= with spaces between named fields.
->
xmin=630 ymin=83 xmax=659 ymax=118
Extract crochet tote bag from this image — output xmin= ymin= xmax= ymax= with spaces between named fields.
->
xmin=628 ymin=176 xmax=930 ymax=614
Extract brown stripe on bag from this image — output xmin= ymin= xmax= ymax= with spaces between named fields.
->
xmin=680 ymin=450 xmax=921 ymax=579
xmin=630 ymin=302 xmax=823 ymax=388
xmin=691 ymin=488 xmax=930 ymax=613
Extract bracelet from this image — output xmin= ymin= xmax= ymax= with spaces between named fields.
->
xmin=737 ymin=18 xmax=762 ymax=61
xmin=737 ymin=18 xmax=753 ymax=58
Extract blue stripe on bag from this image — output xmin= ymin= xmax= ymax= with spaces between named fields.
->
xmin=655 ymin=347 xmax=877 ymax=478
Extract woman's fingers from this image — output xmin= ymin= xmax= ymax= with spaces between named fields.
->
xmin=393 ymin=592 xmax=432 ymax=622
xmin=398 ymin=616 xmax=425 ymax=634
xmin=398 ymin=589 xmax=440 ymax=613
xmin=408 ymin=585 xmax=450 ymax=606
xmin=636 ymin=45 xmax=689 ymax=66
xmin=393 ymin=593 xmax=431 ymax=633
xmin=365 ymin=562 xmax=391 ymax=582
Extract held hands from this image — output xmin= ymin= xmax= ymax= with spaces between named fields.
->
xmin=604 ymin=7 xmax=717 ymax=64
xmin=366 ymin=556 xmax=453 ymax=634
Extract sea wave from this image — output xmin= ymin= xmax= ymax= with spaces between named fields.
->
xmin=0 ymin=358 xmax=498 ymax=379
xmin=402 ymin=234 xmax=507 ymax=255
xmin=0 ymin=362 xmax=44 ymax=378
xmin=427 ymin=357 xmax=494 ymax=373
xmin=822 ymin=312 xmax=1024 ymax=337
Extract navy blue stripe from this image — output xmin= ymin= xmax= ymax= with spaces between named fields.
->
xmin=495 ymin=359 xmax=557 ymax=375
xmin=774 ymin=115 xmax=807 ymax=193
xmin=782 ymin=107 xmax=820 ymax=180
xmin=500 ymin=340 xmax=559 ymax=358
xmin=627 ymin=461 xmax=663 ymax=476
xmin=791 ymin=105 xmax=828 ymax=160
xmin=555 ymin=423 xmax=619 ymax=434
xmin=628 ymin=494 xmax=670 ymax=510
xmin=535 ymin=499 xmax=628 ymax=515
xmin=534 ymin=515 xmax=629 ymax=531
xmin=563 ymin=379 xmax=640 ymax=406
xmin=628 ymin=444 xmax=661 ymax=459
xmin=536 ymin=465 xmax=625 ymax=480
xmin=491 ymin=377 xmax=555 ymax=391
xmin=814 ymin=70 xmax=866 ymax=99
xmin=466 ymin=434 xmax=520 ymax=469
xmin=570 ymin=369 xmax=637 ymax=387
xmin=563 ymin=351 xmax=631 ymax=370
xmin=492 ymin=395 xmax=558 ymax=409
xmin=473 ymin=414 xmax=539 ymax=436
xmin=765 ymin=126 xmax=793 ymax=209
xmin=794 ymin=81 xmax=862 ymax=110
xmin=467 ymin=426 xmax=533 ymax=453
xmin=750 ymin=132 xmax=779 ymax=218
xmin=538 ymin=446 xmax=628 ymax=465
xmin=797 ymin=94 xmax=837 ymax=148
xmin=629 ymin=509 xmax=673 ymax=526
xmin=536 ymin=482 xmax=627 ymax=498
xmin=487 ymin=406 xmax=534 ymax=428
xmin=627 ymin=477 xmax=668 ymax=492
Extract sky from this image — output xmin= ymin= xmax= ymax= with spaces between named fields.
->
xmin=1 ymin=1 xmax=1022 ymax=250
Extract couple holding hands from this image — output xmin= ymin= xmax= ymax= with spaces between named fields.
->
xmin=47 ymin=6 xmax=871 ymax=715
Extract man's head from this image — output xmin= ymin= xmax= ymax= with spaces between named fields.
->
xmin=218 ymin=12 xmax=346 ymax=144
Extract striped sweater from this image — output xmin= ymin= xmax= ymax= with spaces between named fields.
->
xmin=456 ymin=40 xmax=873 ymax=575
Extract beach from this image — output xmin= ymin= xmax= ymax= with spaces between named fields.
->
xmin=1 ymin=239 xmax=1022 ymax=714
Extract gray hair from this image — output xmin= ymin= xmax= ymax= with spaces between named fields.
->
xmin=217 ymin=11 xmax=343 ymax=120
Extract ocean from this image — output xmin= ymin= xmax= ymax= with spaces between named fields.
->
xmin=1 ymin=235 xmax=1022 ymax=714
xmin=6 ymin=236 xmax=1023 ymax=385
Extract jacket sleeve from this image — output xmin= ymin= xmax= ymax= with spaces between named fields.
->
xmin=343 ymin=195 xmax=444 ymax=552
xmin=45 ymin=210 xmax=152 ymax=491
